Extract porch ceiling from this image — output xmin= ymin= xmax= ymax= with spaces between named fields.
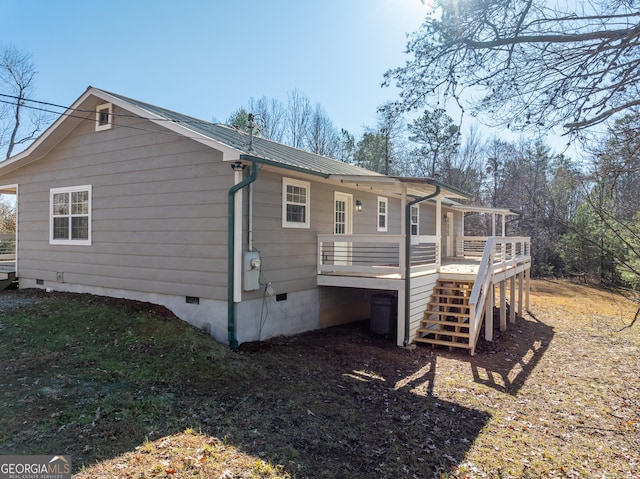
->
xmin=332 ymin=175 xmax=470 ymax=200
xmin=451 ymin=205 xmax=521 ymax=216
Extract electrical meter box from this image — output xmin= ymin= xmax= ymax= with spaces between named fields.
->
xmin=243 ymin=251 xmax=261 ymax=291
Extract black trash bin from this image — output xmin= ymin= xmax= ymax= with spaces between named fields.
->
xmin=370 ymin=293 xmax=397 ymax=336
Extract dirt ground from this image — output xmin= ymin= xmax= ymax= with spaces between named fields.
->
xmin=1 ymin=280 xmax=638 ymax=478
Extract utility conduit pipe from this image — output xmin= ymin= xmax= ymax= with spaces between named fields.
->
xmin=227 ymin=159 xmax=258 ymax=350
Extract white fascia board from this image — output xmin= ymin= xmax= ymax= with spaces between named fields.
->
xmin=451 ymin=205 xmax=519 ymax=215
xmin=0 ymin=87 xmax=97 ymax=174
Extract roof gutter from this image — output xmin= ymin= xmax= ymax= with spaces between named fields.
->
xmin=403 ymin=184 xmax=441 ymax=347
xmin=227 ymin=158 xmax=259 ymax=350
xmin=239 ymin=154 xmax=330 ymax=179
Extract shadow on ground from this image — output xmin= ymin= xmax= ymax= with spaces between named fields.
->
xmin=215 ymin=322 xmax=492 ymax=477
xmin=467 ymin=308 xmax=555 ymax=395
xmin=1 ymin=291 xmax=555 ymax=478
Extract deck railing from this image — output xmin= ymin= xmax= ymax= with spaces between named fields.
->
xmin=317 ymin=234 xmax=440 ymax=277
xmin=467 ymin=236 xmax=531 ymax=353
xmin=0 ymin=233 xmax=16 ymax=261
xmin=456 ymin=236 xmax=488 ymax=257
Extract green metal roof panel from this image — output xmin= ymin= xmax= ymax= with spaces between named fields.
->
xmin=101 ymin=89 xmax=383 ymax=178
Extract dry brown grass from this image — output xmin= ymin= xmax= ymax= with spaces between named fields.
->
xmin=0 ymin=280 xmax=638 ymax=478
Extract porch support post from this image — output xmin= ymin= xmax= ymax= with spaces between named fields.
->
xmin=525 ymin=267 xmax=531 ymax=312
xmin=492 ymin=213 xmax=496 ymax=236
xmin=396 ymin=285 xmax=406 ymax=347
xmin=460 ymin=212 xmax=465 ymax=257
xmin=435 ymin=197 xmax=442 ymax=265
xmin=500 ymin=280 xmax=507 ymax=331
xmin=501 ymin=213 xmax=506 ymax=237
xmin=509 ymin=274 xmax=516 ymax=324
xmin=400 ymin=185 xmax=407 ymax=279
xmin=485 ymin=283 xmax=494 ymax=341
xmin=518 ymin=271 xmax=524 ymax=318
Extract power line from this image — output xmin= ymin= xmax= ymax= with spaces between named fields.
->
xmin=0 ymin=92 xmax=220 ymax=127
xmin=0 ymin=92 xmax=250 ymax=149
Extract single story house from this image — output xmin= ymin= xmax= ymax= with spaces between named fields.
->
xmin=0 ymin=87 xmax=531 ymax=353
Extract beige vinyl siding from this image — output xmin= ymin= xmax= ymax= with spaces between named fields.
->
xmin=246 ymin=172 xmax=410 ymax=299
xmin=409 ymin=274 xmax=438 ymax=341
xmin=3 ymin=105 xmax=233 ymax=300
xmin=248 ymin=170 xmax=328 ymax=296
xmin=419 ymin=203 xmax=437 ymax=235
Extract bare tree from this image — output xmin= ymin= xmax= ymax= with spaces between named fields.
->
xmin=483 ymin=138 xmax=519 ymax=208
xmin=407 ymin=108 xmax=460 ymax=177
xmin=446 ymin=124 xmax=486 ymax=197
xmin=384 ymin=0 xmax=640 ymax=135
xmin=377 ymin=103 xmax=405 ymax=175
xmin=285 ymin=89 xmax=311 ymax=149
xmin=0 ymin=46 xmax=46 ymax=159
xmin=248 ymin=96 xmax=286 ymax=142
xmin=305 ymin=103 xmax=340 ymax=157
xmin=0 ymin=196 xmax=15 ymax=232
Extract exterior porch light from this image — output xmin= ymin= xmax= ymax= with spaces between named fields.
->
xmin=355 ymin=200 xmax=362 ymax=212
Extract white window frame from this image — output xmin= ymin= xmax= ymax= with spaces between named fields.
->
xmin=377 ymin=196 xmax=388 ymax=232
xmin=282 ymin=177 xmax=310 ymax=229
xmin=334 ymin=192 xmax=353 ymax=235
xmin=95 ymin=103 xmax=113 ymax=131
xmin=410 ymin=205 xmax=419 ymax=236
xmin=50 ymin=185 xmax=92 ymax=245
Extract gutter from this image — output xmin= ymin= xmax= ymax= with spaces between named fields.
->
xmin=227 ymin=158 xmax=259 ymax=350
xmin=241 ymin=155 xmax=330 ymax=179
xmin=403 ymin=184 xmax=441 ymax=347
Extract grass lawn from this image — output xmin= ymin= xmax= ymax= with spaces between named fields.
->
xmin=0 ymin=280 xmax=638 ymax=478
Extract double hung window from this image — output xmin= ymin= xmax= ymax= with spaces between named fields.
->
xmin=282 ymin=178 xmax=310 ymax=228
xmin=50 ymin=185 xmax=92 ymax=245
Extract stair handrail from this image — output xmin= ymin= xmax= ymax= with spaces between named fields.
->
xmin=467 ymin=237 xmax=496 ymax=354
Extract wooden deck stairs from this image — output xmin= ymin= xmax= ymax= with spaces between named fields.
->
xmin=415 ymin=279 xmax=474 ymax=351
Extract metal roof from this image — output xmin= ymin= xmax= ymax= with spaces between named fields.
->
xmin=101 ymin=89 xmax=385 ymax=178
xmin=1 ymin=86 xmax=472 ymax=201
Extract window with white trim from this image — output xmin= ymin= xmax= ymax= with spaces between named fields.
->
xmin=95 ymin=103 xmax=113 ymax=131
xmin=282 ymin=178 xmax=310 ymax=228
xmin=410 ymin=205 xmax=419 ymax=236
xmin=377 ymin=196 xmax=388 ymax=232
xmin=50 ymin=185 xmax=92 ymax=245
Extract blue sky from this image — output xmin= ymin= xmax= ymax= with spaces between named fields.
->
xmin=1 ymin=0 xmax=430 ymax=138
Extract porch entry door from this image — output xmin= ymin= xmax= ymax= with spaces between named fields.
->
xmin=445 ymin=211 xmax=454 ymax=258
xmin=334 ymin=192 xmax=353 ymax=265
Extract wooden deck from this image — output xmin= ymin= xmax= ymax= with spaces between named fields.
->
xmin=0 ymin=261 xmax=16 ymax=274
xmin=318 ymin=257 xmax=494 ymax=284
xmin=0 ymin=262 xmax=17 ymax=290
xmin=317 ymin=235 xmax=531 ymax=351
xmin=440 ymin=257 xmax=481 ymax=276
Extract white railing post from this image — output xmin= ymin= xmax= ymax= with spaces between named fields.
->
xmin=317 ymin=238 xmax=324 ymax=274
xmin=399 ymin=235 xmax=406 ymax=279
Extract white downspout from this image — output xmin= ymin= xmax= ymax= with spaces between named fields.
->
xmin=248 ymin=182 xmax=254 ymax=251
xmin=233 ymin=165 xmax=243 ymax=303
xmin=400 ymin=185 xmax=407 ymax=278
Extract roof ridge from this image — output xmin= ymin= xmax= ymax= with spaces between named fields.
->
xmin=92 ymin=88 xmax=383 ymax=177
